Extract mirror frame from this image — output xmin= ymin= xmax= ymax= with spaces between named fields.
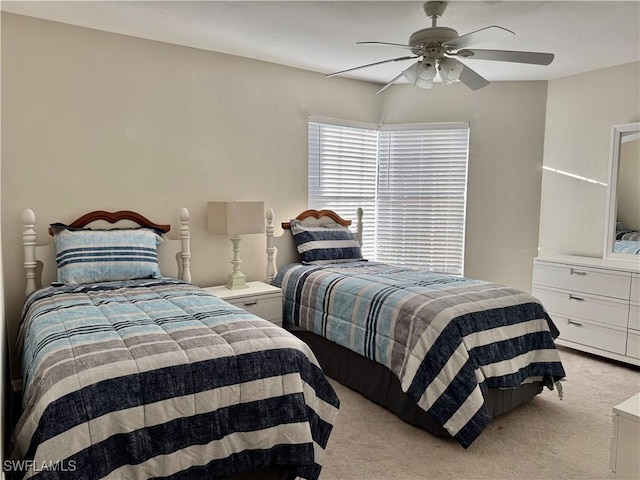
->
xmin=603 ymin=122 xmax=640 ymax=264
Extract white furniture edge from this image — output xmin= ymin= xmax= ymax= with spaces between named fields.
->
xmin=22 ymin=207 xmax=192 ymax=298
xmin=535 ymin=254 xmax=640 ymax=273
xmin=610 ymin=392 xmax=640 ymax=479
xmin=265 ymin=207 xmax=364 ymax=283
xmin=204 ymin=281 xmax=281 ymax=299
xmin=612 ymin=392 xmax=640 ymax=420
xmin=554 ymin=338 xmax=640 ymax=367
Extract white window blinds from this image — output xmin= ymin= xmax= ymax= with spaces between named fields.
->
xmin=308 ymin=121 xmax=378 ymax=259
xmin=308 ymin=119 xmax=469 ymax=275
xmin=377 ymin=125 xmax=469 ymax=274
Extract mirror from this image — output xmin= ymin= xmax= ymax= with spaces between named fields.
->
xmin=603 ymin=122 xmax=640 ymax=262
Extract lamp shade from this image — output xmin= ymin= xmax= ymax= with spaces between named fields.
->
xmin=207 ymin=201 xmax=265 ymax=236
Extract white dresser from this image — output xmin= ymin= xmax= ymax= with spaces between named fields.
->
xmin=532 ymin=256 xmax=640 ymax=366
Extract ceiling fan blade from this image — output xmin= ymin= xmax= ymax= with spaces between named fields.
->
xmin=445 ymin=26 xmax=514 ymax=49
xmin=458 ymin=64 xmax=490 ymax=90
xmin=374 ymin=72 xmax=404 ymax=95
xmin=460 ymin=49 xmax=554 ymax=65
xmin=326 ymin=56 xmax=417 ymax=78
xmin=357 ymin=41 xmax=413 ymax=50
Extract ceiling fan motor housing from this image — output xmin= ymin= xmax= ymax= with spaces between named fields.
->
xmin=423 ymin=1 xmax=448 ymax=19
xmin=409 ymin=27 xmax=458 ymax=57
xmin=422 ymin=2 xmax=447 ymax=18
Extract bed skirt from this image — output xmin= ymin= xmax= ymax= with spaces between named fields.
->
xmin=292 ymin=330 xmax=544 ymax=438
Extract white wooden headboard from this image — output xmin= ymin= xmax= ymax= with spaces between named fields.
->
xmin=22 ymin=208 xmax=192 ymax=297
xmin=265 ymin=208 xmax=363 ymax=283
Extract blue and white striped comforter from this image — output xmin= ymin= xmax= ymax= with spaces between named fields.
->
xmin=274 ymin=261 xmax=565 ymax=448
xmin=614 ymin=240 xmax=640 ymax=254
xmin=10 ymin=278 xmax=339 ymax=480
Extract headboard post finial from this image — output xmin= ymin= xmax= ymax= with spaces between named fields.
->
xmin=265 ymin=208 xmax=275 ymax=283
xmin=23 ymin=209 xmax=38 ymax=296
xmin=179 ymin=208 xmax=192 ymax=283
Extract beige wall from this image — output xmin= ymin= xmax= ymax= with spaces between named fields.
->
xmin=2 ymin=13 xmax=550 ymax=381
xmin=539 ymin=61 xmax=640 ymax=258
xmin=0 ymin=13 xmax=382 ymax=379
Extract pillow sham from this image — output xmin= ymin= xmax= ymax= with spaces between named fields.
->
xmin=290 ymin=219 xmax=363 ymax=264
xmin=51 ymin=224 xmax=163 ymax=285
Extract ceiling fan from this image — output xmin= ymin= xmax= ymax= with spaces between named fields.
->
xmin=326 ymin=1 xmax=554 ymax=94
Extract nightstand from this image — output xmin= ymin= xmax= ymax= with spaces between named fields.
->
xmin=610 ymin=393 xmax=640 ymax=479
xmin=204 ymin=281 xmax=283 ymax=326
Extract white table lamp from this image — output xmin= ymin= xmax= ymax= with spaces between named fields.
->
xmin=207 ymin=201 xmax=265 ymax=289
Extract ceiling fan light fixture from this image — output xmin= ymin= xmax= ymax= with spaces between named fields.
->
xmin=438 ymin=57 xmax=464 ymax=85
xmin=328 ymin=1 xmax=555 ymax=94
xmin=415 ymin=77 xmax=435 ymax=89
xmin=402 ymin=60 xmax=437 ymax=89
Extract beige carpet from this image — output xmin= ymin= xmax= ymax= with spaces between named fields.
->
xmin=320 ymin=346 xmax=640 ymax=480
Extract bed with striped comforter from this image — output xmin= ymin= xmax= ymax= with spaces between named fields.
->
xmin=10 ymin=278 xmax=339 ymax=480
xmin=273 ymin=261 xmax=565 ymax=448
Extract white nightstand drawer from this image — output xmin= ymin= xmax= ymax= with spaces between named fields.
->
xmin=533 ymin=286 xmax=629 ymax=329
xmin=203 ymin=282 xmax=283 ymax=326
xmin=533 ymin=261 xmax=631 ymax=300
xmin=554 ymin=314 xmax=627 ymax=355
xmin=224 ymin=295 xmax=281 ymax=322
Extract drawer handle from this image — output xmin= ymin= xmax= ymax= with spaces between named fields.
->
xmin=243 ymin=301 xmax=258 ymax=306
xmin=570 ymin=269 xmax=587 ymax=276
xmin=568 ymin=320 xmax=583 ymax=327
xmin=569 ymin=294 xmax=585 ymax=301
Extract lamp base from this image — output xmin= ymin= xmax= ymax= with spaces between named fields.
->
xmin=225 ymin=271 xmax=249 ymax=290
xmin=225 ymin=235 xmax=249 ymax=289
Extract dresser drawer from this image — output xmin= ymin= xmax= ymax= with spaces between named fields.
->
xmin=627 ymin=331 xmax=640 ymax=359
xmin=225 ymin=295 xmax=282 ymax=323
xmin=533 ymin=286 xmax=629 ymax=329
xmin=630 ymin=304 xmax=640 ymax=332
xmin=554 ymin=314 xmax=627 ymax=355
xmin=632 ymin=274 xmax=640 ymax=304
xmin=533 ymin=262 xmax=631 ymax=300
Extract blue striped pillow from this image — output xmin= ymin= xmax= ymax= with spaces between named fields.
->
xmin=290 ymin=219 xmax=363 ymax=264
xmin=51 ymin=225 xmax=163 ymax=285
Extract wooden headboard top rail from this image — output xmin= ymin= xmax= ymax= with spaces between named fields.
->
xmin=281 ymin=209 xmax=352 ymax=230
xmin=47 ymin=210 xmax=171 ymax=236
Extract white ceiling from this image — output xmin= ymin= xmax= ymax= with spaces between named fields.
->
xmin=2 ymin=1 xmax=640 ymax=86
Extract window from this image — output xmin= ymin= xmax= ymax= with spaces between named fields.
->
xmin=308 ymin=118 xmax=469 ymax=275
xmin=308 ymin=121 xmax=378 ymax=259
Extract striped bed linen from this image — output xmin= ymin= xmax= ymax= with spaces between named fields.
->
xmin=273 ymin=261 xmax=566 ymax=448
xmin=10 ymin=278 xmax=339 ymax=480
xmin=614 ymin=240 xmax=640 ymax=254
